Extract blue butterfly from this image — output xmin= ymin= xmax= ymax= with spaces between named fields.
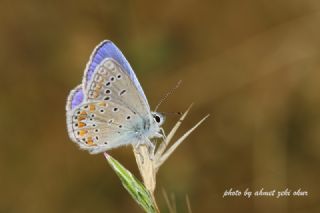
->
xmin=66 ymin=40 xmax=164 ymax=154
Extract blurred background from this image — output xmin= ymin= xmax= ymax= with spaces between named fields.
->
xmin=0 ymin=0 xmax=319 ymax=212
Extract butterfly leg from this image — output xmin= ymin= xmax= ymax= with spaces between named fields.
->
xmin=160 ymin=128 xmax=167 ymax=140
xmin=146 ymin=138 xmax=156 ymax=160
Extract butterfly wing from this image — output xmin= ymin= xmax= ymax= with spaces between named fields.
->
xmin=67 ymin=58 xmax=153 ymax=154
xmin=82 ymin=40 xmax=148 ymax=104
xmin=66 ymin=85 xmax=84 ymax=111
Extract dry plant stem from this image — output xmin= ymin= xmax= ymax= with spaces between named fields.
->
xmin=133 ymin=145 xmax=160 ymax=212
xmin=133 ymin=145 xmax=157 ymax=193
xmin=186 ymin=195 xmax=192 ymax=213
xmin=155 ymin=104 xmax=194 ymax=160
xmin=162 ymin=189 xmax=175 ymax=213
xmin=133 ymin=104 xmax=194 ymax=193
xmin=155 ymin=114 xmax=210 ymax=169
xmin=133 ymin=104 xmax=209 ymax=213
xmin=171 ymin=193 xmax=177 ymax=213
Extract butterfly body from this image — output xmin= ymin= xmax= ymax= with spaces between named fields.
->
xmin=66 ymin=41 xmax=164 ymax=154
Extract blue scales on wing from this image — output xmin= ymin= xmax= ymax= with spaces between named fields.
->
xmin=82 ymin=40 xmax=148 ymax=105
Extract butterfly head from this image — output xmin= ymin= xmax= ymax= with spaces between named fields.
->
xmin=151 ymin=112 xmax=165 ymax=126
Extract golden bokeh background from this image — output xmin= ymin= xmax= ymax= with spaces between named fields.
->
xmin=1 ymin=0 xmax=319 ymax=212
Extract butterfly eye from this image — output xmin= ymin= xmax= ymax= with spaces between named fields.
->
xmin=152 ymin=112 xmax=165 ymax=125
xmin=154 ymin=115 xmax=161 ymax=123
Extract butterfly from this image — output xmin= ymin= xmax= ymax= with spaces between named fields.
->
xmin=66 ymin=40 xmax=165 ymax=154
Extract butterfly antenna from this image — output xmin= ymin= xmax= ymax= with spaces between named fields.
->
xmin=154 ymin=80 xmax=182 ymax=112
xmin=158 ymin=111 xmax=182 ymax=116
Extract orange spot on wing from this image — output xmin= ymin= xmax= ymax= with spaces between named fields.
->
xmin=89 ymin=104 xmax=96 ymax=112
xmin=79 ymin=130 xmax=87 ymax=136
xmin=78 ymin=116 xmax=85 ymax=121
xmin=78 ymin=111 xmax=87 ymax=121
xmin=78 ymin=122 xmax=86 ymax=127
xmin=86 ymin=137 xmax=96 ymax=146
xmin=95 ymin=83 xmax=102 ymax=90
xmin=80 ymin=111 xmax=87 ymax=115
xmin=98 ymin=102 xmax=107 ymax=107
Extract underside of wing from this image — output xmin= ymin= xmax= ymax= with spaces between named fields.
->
xmin=66 ymin=85 xmax=84 ymax=111
xmin=82 ymin=40 xmax=148 ymax=104
xmin=85 ymin=58 xmax=150 ymax=117
xmin=66 ymin=100 xmax=145 ymax=154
